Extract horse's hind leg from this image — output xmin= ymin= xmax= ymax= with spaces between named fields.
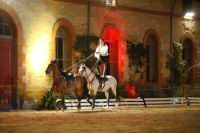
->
xmin=111 ymin=85 xmax=120 ymax=101
xmin=105 ymin=92 xmax=110 ymax=108
xmin=111 ymin=85 xmax=120 ymax=108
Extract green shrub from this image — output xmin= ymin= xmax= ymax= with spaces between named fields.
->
xmin=35 ymin=91 xmax=55 ymax=110
xmin=73 ymin=35 xmax=99 ymax=67
xmin=185 ymin=86 xmax=200 ymax=97
xmin=166 ymin=42 xmax=187 ymax=85
xmin=171 ymin=87 xmax=184 ymax=97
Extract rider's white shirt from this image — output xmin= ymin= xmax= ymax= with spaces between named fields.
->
xmin=95 ymin=44 xmax=109 ymax=59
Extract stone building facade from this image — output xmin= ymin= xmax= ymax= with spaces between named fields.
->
xmin=0 ymin=0 xmax=200 ymax=108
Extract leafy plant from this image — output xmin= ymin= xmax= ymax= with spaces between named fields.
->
xmin=126 ymin=41 xmax=147 ymax=81
xmin=166 ymin=42 xmax=187 ymax=85
xmin=36 ymin=90 xmax=55 ymax=110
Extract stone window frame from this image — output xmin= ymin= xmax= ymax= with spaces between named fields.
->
xmin=52 ymin=18 xmax=75 ymax=70
xmin=143 ymin=29 xmax=161 ymax=85
xmin=180 ymin=34 xmax=197 ymax=84
xmin=0 ymin=15 xmax=13 ymax=38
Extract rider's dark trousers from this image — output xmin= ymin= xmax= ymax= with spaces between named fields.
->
xmin=96 ymin=55 xmax=109 ymax=77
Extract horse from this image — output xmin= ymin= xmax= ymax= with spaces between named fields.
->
xmin=78 ymin=64 xmax=120 ymax=109
xmin=45 ymin=60 xmax=92 ymax=110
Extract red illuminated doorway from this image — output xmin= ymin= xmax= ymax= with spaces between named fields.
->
xmin=102 ymin=26 xmax=125 ymax=81
xmin=0 ymin=40 xmax=13 ymax=106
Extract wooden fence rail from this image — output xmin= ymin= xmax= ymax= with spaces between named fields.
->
xmin=54 ymin=97 xmax=200 ymax=110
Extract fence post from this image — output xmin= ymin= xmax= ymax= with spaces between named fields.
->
xmin=142 ymin=97 xmax=147 ymax=107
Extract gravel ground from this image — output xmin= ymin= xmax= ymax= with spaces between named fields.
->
xmin=0 ymin=106 xmax=200 ymax=133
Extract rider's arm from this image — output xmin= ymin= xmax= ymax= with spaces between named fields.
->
xmin=99 ymin=44 xmax=108 ymax=56
xmin=95 ymin=45 xmax=100 ymax=59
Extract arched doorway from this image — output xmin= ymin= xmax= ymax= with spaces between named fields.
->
xmin=102 ymin=25 xmax=125 ymax=82
xmin=0 ymin=12 xmax=17 ymax=108
xmin=182 ymin=38 xmax=194 ymax=84
xmin=143 ymin=29 xmax=159 ymax=84
xmin=52 ymin=19 xmax=75 ymax=72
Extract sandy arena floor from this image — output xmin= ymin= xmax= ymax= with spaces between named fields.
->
xmin=0 ymin=106 xmax=200 ymax=133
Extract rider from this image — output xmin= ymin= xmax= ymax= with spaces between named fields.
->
xmin=95 ymin=38 xmax=109 ymax=82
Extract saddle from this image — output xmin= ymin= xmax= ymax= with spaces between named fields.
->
xmin=96 ymin=74 xmax=108 ymax=83
xmin=62 ymin=72 xmax=74 ymax=81
xmin=95 ymin=74 xmax=108 ymax=91
xmin=62 ymin=72 xmax=74 ymax=89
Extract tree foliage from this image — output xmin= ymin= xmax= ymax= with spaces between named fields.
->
xmin=166 ymin=42 xmax=187 ymax=85
xmin=73 ymin=35 xmax=99 ymax=67
xmin=126 ymin=41 xmax=147 ymax=81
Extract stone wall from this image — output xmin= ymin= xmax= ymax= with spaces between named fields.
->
xmin=0 ymin=0 xmax=199 ymax=101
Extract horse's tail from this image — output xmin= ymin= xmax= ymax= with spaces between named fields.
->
xmin=114 ymin=79 xmax=122 ymax=102
xmin=116 ymin=85 xmax=122 ymax=102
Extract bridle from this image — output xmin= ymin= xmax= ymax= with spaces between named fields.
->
xmin=46 ymin=62 xmax=66 ymax=80
xmin=79 ymin=66 xmax=96 ymax=84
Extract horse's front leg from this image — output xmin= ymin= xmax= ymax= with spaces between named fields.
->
xmin=61 ymin=95 xmax=66 ymax=110
xmin=105 ymin=92 xmax=110 ymax=108
xmin=77 ymin=97 xmax=81 ymax=110
xmin=87 ymin=97 xmax=93 ymax=106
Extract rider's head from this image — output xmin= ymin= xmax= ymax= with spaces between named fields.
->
xmin=99 ymin=38 xmax=105 ymax=46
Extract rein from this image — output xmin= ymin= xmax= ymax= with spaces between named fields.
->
xmin=64 ymin=53 xmax=94 ymax=73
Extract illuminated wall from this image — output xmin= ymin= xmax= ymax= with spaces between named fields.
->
xmin=0 ymin=0 xmax=199 ymax=102
xmin=0 ymin=0 xmax=87 ymax=101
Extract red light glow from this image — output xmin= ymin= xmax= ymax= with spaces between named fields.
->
xmin=124 ymin=82 xmax=137 ymax=97
xmin=102 ymin=26 xmax=125 ymax=82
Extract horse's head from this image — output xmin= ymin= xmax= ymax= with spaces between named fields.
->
xmin=45 ymin=60 xmax=58 ymax=74
xmin=78 ymin=64 xmax=86 ymax=77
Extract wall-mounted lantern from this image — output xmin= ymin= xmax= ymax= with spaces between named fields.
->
xmin=182 ymin=0 xmax=194 ymax=19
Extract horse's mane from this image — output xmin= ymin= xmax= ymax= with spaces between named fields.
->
xmin=83 ymin=64 xmax=98 ymax=76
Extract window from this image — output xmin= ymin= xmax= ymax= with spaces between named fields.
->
xmin=56 ymin=26 xmax=70 ymax=70
xmin=0 ymin=15 xmax=12 ymax=37
xmin=146 ymin=36 xmax=158 ymax=83
xmin=106 ymin=0 xmax=116 ymax=6
xmin=183 ymin=38 xmax=193 ymax=84
xmin=56 ymin=37 xmax=63 ymax=70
